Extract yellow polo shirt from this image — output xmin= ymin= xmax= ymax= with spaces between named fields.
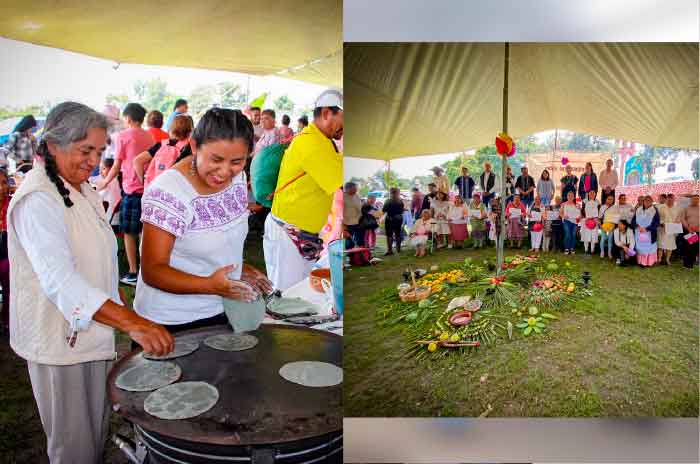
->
xmin=271 ymin=123 xmax=342 ymax=233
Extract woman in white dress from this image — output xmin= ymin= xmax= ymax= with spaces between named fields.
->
xmin=430 ymin=190 xmax=451 ymax=249
xmin=135 ymin=108 xmax=272 ymax=333
xmin=657 ymin=193 xmax=683 ymax=265
xmin=580 ymin=189 xmax=600 ymax=255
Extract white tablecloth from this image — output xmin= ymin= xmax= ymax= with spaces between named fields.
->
xmin=262 ymin=277 xmax=342 ymax=335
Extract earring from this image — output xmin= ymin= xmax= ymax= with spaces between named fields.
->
xmin=190 ymin=155 xmax=197 ymax=176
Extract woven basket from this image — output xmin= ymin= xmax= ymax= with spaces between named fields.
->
xmin=399 ymin=285 xmax=431 ymax=302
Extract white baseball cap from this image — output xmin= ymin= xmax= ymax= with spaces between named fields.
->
xmin=315 ymin=88 xmax=343 ymax=110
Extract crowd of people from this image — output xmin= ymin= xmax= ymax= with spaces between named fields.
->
xmin=343 ymin=161 xmax=700 ymax=270
xmin=0 ymin=88 xmax=343 ymax=462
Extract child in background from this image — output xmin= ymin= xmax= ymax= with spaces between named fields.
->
xmin=146 ymin=110 xmax=170 ymax=142
xmin=410 ymin=209 xmax=432 ymax=257
xmin=95 ymin=158 xmax=122 ymax=231
xmin=468 ymin=192 xmax=487 ymax=248
xmin=528 ymin=196 xmax=544 ymax=252
xmin=543 ymin=195 xmax=562 ymax=253
xmin=99 ymin=102 xmax=155 ymax=286
xmin=581 ymin=189 xmax=600 ymax=255
xmin=134 ymin=114 xmax=194 ymax=190
xmin=598 ymin=194 xmax=618 ymax=259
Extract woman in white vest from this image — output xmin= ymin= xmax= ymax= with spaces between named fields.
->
xmin=8 ymin=102 xmax=174 ymax=464
xmin=134 ymin=108 xmax=272 ymax=333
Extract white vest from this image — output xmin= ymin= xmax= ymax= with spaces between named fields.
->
xmin=8 ymin=165 xmax=117 ymax=365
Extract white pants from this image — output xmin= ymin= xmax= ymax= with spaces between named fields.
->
xmin=531 ymin=231 xmax=543 ymax=250
xmin=28 ymin=360 xmax=112 ymax=464
xmin=263 ymin=214 xmax=315 ymax=291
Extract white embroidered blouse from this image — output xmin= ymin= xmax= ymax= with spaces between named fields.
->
xmin=134 ymin=169 xmax=250 ymax=325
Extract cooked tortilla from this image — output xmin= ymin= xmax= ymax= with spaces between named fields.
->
xmin=279 ymin=361 xmax=343 ymax=388
xmin=115 ymin=361 xmax=182 ymax=392
xmin=203 ymin=333 xmax=259 ymax=352
xmin=144 ymin=381 xmax=219 ymax=420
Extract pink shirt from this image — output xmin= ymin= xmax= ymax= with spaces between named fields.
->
xmin=116 ymin=127 xmax=155 ymax=195
xmin=278 ymin=126 xmax=294 ymax=144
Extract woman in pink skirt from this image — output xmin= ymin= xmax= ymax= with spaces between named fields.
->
xmin=506 ymin=194 xmax=527 ymax=248
xmin=447 ymin=195 xmax=468 ymax=248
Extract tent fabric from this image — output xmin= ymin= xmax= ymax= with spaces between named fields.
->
xmin=0 ymin=1 xmax=341 ymax=87
xmin=345 ymin=43 xmax=699 ymax=159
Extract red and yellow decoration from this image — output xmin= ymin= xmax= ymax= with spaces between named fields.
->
xmin=495 ymin=132 xmax=517 ymax=157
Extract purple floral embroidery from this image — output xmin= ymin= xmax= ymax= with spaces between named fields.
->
xmin=146 ymin=187 xmax=186 ymax=215
xmin=142 ymin=204 xmax=186 ymax=237
xmin=188 ymin=182 xmax=248 ymax=232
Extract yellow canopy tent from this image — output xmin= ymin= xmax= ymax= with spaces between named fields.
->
xmin=0 ymin=0 xmax=342 ymax=87
xmin=345 ymin=42 xmax=699 ymax=159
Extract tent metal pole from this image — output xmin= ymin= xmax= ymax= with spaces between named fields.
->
xmin=497 ymin=43 xmax=510 ymax=276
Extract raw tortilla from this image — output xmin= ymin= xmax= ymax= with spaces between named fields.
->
xmin=204 ymin=333 xmax=259 ymax=352
xmin=143 ymin=340 xmax=200 ymax=361
xmin=115 ymin=361 xmax=181 ymax=392
xmin=144 ymin=381 xmax=219 ymax=420
xmin=267 ymin=296 xmax=321 ymax=316
xmin=279 ymin=361 xmax=343 ymax=387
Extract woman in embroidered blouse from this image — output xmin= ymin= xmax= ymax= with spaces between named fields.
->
xmin=430 ymin=190 xmax=451 ymax=248
xmin=505 ymin=194 xmax=527 ymax=248
xmin=613 ymin=220 xmax=636 ymax=266
xmin=631 ymin=195 xmax=661 ymax=267
xmin=447 ymin=195 xmax=468 ymax=249
xmin=135 ymin=108 xmax=272 ymax=332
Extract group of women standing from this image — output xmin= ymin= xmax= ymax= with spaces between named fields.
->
xmin=6 ymin=102 xmax=272 ymax=463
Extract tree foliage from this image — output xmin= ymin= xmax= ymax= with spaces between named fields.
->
xmin=273 ymin=95 xmax=295 ymax=113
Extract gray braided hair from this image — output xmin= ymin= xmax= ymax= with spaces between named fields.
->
xmin=37 ymin=102 xmax=109 ymax=207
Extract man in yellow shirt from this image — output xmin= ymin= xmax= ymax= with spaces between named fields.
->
xmin=264 ymin=89 xmax=343 ymax=291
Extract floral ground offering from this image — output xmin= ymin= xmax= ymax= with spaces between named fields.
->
xmin=379 ymin=255 xmax=593 ymax=359
xmin=344 ymin=243 xmax=699 ymax=417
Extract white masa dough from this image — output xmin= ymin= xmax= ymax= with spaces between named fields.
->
xmin=279 ymin=361 xmax=343 ymax=387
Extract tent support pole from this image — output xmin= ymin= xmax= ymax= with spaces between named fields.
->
xmin=497 ymin=43 xmax=510 ymax=276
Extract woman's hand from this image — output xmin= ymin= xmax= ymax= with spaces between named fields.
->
xmin=128 ymin=319 xmax=174 ymax=357
xmin=241 ymin=264 xmax=274 ymax=295
xmin=208 ymin=264 xmax=258 ymax=301
xmin=639 ymin=227 xmax=646 ymax=233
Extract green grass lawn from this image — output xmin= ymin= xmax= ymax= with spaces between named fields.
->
xmin=344 ymin=238 xmax=700 ymax=417
xmin=0 ymin=219 xmax=269 ymax=463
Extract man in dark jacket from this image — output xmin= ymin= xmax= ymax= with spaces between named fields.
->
xmin=515 ymin=166 xmax=536 ymax=209
xmin=454 ymin=166 xmax=475 ymax=201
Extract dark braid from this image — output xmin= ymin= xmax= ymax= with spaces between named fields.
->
xmin=39 ymin=140 xmax=73 ymax=208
